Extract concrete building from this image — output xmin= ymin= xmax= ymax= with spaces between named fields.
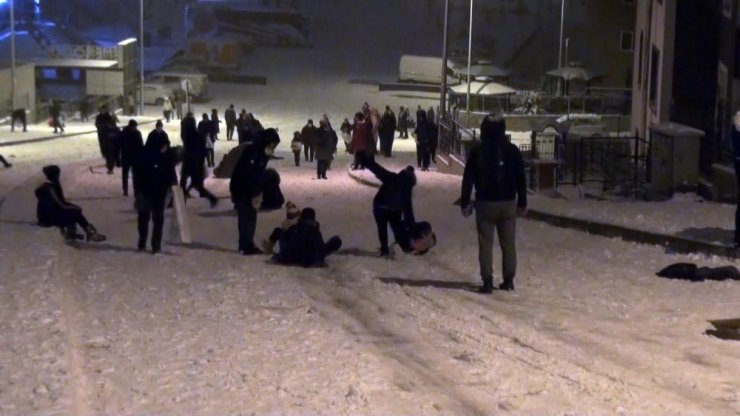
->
xmin=631 ymin=0 xmax=721 ymax=170
xmin=0 ymin=62 xmax=36 ymax=121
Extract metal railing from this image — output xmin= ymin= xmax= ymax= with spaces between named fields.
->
xmin=439 ymin=116 xmax=478 ymax=162
xmin=548 ymin=135 xmax=650 ymax=192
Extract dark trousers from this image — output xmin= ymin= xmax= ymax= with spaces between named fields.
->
xmin=180 ymin=161 xmax=217 ymax=203
xmin=11 ymin=110 xmax=26 ymax=132
xmin=475 ymin=200 xmax=517 ymax=282
xmin=317 ymin=159 xmax=329 ymax=179
xmin=235 ymin=198 xmax=258 ymax=252
xmin=206 ymin=149 xmax=215 ymax=168
xmin=400 ymin=124 xmax=408 ymax=138
xmin=272 ymin=228 xmax=342 ymax=265
xmin=293 ymin=152 xmax=301 ymax=167
xmin=416 ymin=144 xmax=422 ymax=167
xmin=430 ymin=140 xmax=437 ymax=163
xmin=52 ymin=116 xmax=64 ymax=133
xmin=122 ymin=160 xmax=133 ymax=195
xmin=226 ymin=123 xmax=235 ymax=141
xmin=735 ymin=161 xmax=740 ymax=244
xmin=380 ymin=133 xmax=394 ymax=157
xmin=137 ymin=196 xmax=166 ymax=251
xmin=104 ymin=142 xmax=119 ymax=173
xmin=304 ymin=144 xmax=314 ymax=162
xmin=418 ymin=144 xmax=430 ymax=169
xmin=373 ymin=207 xmax=410 ymax=253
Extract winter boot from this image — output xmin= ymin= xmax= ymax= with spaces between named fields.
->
xmin=261 ymin=238 xmax=276 ymax=254
xmin=479 ymin=278 xmax=494 ymax=294
xmin=83 ymin=225 xmax=106 ymax=243
xmin=499 ymin=278 xmax=515 ymax=292
xmin=61 ymin=226 xmax=84 ymax=242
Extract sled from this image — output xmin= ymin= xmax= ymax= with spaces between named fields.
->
xmin=171 ymin=185 xmax=193 ymax=244
xmin=707 ymin=319 xmax=740 ymax=341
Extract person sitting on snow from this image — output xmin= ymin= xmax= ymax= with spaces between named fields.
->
xmin=262 ymin=201 xmax=301 ymax=254
xmin=272 ymin=207 xmax=342 ymax=268
xmin=35 ymin=165 xmax=106 ymax=243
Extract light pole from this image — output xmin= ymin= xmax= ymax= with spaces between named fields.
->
xmin=139 ymin=0 xmax=144 ymax=115
xmin=439 ymin=0 xmax=450 ymax=120
xmin=466 ymin=0 xmax=474 ymax=125
xmin=10 ymin=0 xmax=16 ymax=111
xmin=557 ymin=0 xmax=565 ymax=96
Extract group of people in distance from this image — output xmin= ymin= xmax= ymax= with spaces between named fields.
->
xmin=31 ymin=99 xmax=526 ymax=293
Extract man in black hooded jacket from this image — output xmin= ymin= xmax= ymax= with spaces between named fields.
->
xmin=273 ymin=207 xmax=342 ymax=267
xmin=358 ymin=152 xmax=417 ymax=257
xmin=461 ymin=115 xmax=527 ymax=293
xmin=119 ymin=119 xmax=144 ymax=196
xmin=230 ymin=128 xmax=281 ymax=254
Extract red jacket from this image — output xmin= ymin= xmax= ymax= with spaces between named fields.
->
xmin=349 ymin=120 xmax=373 ymax=154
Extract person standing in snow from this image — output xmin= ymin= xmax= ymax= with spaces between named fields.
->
xmin=349 ymin=112 xmax=374 ymax=170
xmin=315 ymin=120 xmax=335 ymax=180
xmin=95 ymin=105 xmax=114 ymax=160
xmin=120 ymin=119 xmax=144 ymax=196
xmin=236 ymin=110 xmax=247 ymax=144
xmin=426 ymin=109 xmax=439 ymax=164
xmin=415 ymin=112 xmax=433 ymax=171
xmin=230 ymin=128 xmax=281 ymax=255
xmin=225 ymin=104 xmax=237 ymax=141
xmin=162 ymin=97 xmax=173 ymax=123
xmin=460 ymin=115 xmax=527 ymax=293
xmin=35 ymin=165 xmax=106 ymax=243
xmin=398 ymin=106 xmax=410 ymax=139
xmin=379 ymin=106 xmax=397 ymax=157
xmin=104 ymin=119 xmax=122 ymax=175
xmin=301 ymin=119 xmax=318 ymax=163
xmin=340 ymin=118 xmax=352 ymax=152
xmin=198 ymin=113 xmax=215 ymax=168
xmin=210 ymin=109 xmax=221 ymax=142
xmin=49 ymin=99 xmax=64 ymax=134
xmin=356 ymin=152 xmax=417 ymax=257
xmin=135 ymin=121 xmax=178 ymax=254
xmin=291 ymin=131 xmax=303 ymax=167
xmin=416 ymin=105 xmax=425 ymax=129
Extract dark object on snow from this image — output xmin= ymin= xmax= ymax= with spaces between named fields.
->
xmin=260 ymin=168 xmax=285 ymax=211
xmin=657 ymin=263 xmax=740 ymax=282
xmin=409 ymin=221 xmax=437 ymax=255
xmin=273 ymin=208 xmax=342 ymax=267
xmin=706 ymin=318 xmax=740 ymax=341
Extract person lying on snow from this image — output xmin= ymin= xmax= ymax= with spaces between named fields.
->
xmin=35 ymin=165 xmax=106 ymax=243
xmin=272 ymin=207 xmax=342 ymax=268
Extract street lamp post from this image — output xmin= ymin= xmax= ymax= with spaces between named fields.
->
xmin=140 ymin=0 xmax=144 ymax=115
xmin=10 ymin=0 xmax=16 ymax=111
xmin=439 ymin=0 xmax=450 ymax=120
xmin=466 ymin=0 xmax=474 ymax=125
xmin=557 ymin=0 xmax=565 ymax=96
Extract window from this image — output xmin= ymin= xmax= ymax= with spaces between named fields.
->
xmin=41 ymin=69 xmax=57 ymax=80
xmin=620 ymin=31 xmax=634 ymax=52
xmin=649 ymin=46 xmax=660 ymax=108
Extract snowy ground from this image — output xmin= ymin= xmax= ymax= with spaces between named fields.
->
xmin=1 ymin=22 xmax=739 ymax=413
xmin=1 ymin=136 xmax=739 ymax=415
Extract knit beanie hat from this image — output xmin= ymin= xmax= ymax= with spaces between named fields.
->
xmin=286 ymin=201 xmax=300 ymax=220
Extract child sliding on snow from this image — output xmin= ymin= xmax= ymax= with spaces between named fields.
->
xmin=262 ymin=201 xmax=301 ymax=254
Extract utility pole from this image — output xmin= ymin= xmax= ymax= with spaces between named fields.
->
xmin=140 ymin=0 xmax=145 ymax=115
xmin=10 ymin=0 xmax=17 ymax=111
xmin=466 ymin=0 xmax=474 ymax=125
xmin=439 ymin=0 xmax=450 ymax=120
xmin=557 ymin=0 xmax=565 ymax=96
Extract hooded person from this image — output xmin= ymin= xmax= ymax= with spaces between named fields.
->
xmin=315 ymin=120 xmax=336 ymax=179
xmin=460 ymin=114 xmax=527 ymax=293
xmin=230 ymin=128 xmax=281 ymax=255
xmin=134 ymin=120 xmax=178 ymax=254
xmin=35 ymin=165 xmax=106 ymax=243
xmin=379 ymin=106 xmax=397 ymax=157
xmin=181 ymin=114 xmax=218 ymax=207
xmin=119 ymin=119 xmax=144 ymax=196
xmin=273 ymin=207 xmax=342 ymax=268
xmin=356 ymin=152 xmax=417 ymax=257
xmin=225 ymin=104 xmax=237 ymax=141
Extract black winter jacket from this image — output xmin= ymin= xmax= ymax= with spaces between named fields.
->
xmin=363 ymin=155 xmax=416 ymax=225
xmin=461 ymin=136 xmax=527 ymax=208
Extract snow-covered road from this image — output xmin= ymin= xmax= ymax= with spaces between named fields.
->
xmin=1 ymin=146 xmax=738 ymax=415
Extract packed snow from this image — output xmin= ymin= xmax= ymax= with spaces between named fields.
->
xmin=1 ymin=5 xmax=739 ymax=413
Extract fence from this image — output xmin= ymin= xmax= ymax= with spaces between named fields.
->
xmin=543 ymin=135 xmax=650 ymax=192
xmin=439 ymin=117 xmax=478 ymax=162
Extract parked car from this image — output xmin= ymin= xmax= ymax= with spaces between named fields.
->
xmin=147 ymin=71 xmax=209 ymax=102
xmin=140 ymin=83 xmax=175 ymax=106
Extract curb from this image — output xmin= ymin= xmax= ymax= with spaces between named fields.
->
xmin=347 ymin=167 xmax=740 ymax=260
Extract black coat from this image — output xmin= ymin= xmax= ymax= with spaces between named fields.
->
xmin=363 ymin=155 xmax=416 ymax=224
xmin=182 ymin=125 xmax=207 ymax=162
xmin=380 ymin=112 xmax=397 ymax=136
xmin=315 ymin=127 xmax=336 ymax=161
xmin=95 ymin=112 xmax=114 ymax=133
xmin=461 ymin=134 xmax=527 ymax=208
xmin=145 ymin=130 xmax=170 ymax=152
xmin=301 ymin=125 xmax=319 ymax=146
xmin=135 ymin=143 xmax=178 ymax=202
xmin=119 ymin=126 xmax=144 ymax=163
xmin=230 ymin=141 xmax=270 ymax=202
xmin=275 ymin=219 xmax=327 ymax=267
xmin=225 ymin=108 xmax=237 ymax=125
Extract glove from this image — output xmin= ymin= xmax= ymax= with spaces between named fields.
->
xmin=461 ymin=205 xmax=474 ymax=218
xmin=251 ymin=193 xmax=263 ymax=209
